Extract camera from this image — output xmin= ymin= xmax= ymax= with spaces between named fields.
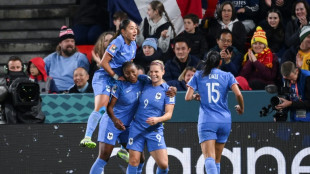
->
xmin=260 ymin=79 xmax=291 ymax=122
xmin=0 ymin=71 xmax=44 ymax=123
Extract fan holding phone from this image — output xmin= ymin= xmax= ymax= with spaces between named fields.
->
xmin=209 ymin=29 xmax=243 ymax=76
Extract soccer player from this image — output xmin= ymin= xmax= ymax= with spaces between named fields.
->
xmin=90 ymin=62 xmax=145 ymax=174
xmin=185 ymin=51 xmax=244 ymax=174
xmin=80 ymin=19 xmax=138 ymax=148
xmin=126 ymin=60 xmax=175 ymax=174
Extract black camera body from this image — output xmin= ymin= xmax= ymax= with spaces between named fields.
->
xmin=260 ymin=80 xmax=291 ymax=122
xmin=0 ymin=71 xmax=44 ymax=123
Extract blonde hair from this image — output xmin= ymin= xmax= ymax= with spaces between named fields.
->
xmin=93 ymin=31 xmax=115 ymax=59
xmin=178 ymin=66 xmax=196 ymax=81
xmin=150 ymin=60 xmax=165 ymax=71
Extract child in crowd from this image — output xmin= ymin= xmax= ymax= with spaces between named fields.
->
xmin=177 ymin=14 xmax=208 ymax=59
xmin=27 ymin=57 xmax=55 ymax=94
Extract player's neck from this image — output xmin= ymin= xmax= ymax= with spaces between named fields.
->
xmin=152 ymin=80 xmax=163 ymax=86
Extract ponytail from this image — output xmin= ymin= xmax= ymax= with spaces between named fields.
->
xmin=202 ymin=51 xmax=221 ymax=77
xmin=150 ymin=1 xmax=176 ymax=38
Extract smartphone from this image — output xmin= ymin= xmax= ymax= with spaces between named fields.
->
xmin=225 ymin=46 xmax=233 ymax=54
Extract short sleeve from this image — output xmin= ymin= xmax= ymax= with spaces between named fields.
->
xmin=106 ymin=37 xmax=122 ymax=57
xmin=164 ymin=85 xmax=175 ymax=105
xmin=228 ymin=73 xmax=238 ymax=89
xmin=187 ymin=72 xmax=199 ymax=91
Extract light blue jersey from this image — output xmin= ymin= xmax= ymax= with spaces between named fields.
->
xmin=111 ymin=80 xmax=143 ymax=126
xmin=92 ymin=35 xmax=136 ymax=96
xmin=98 ymin=78 xmax=145 ymax=145
xmin=106 ymin=35 xmax=137 ymax=76
xmin=187 ymin=69 xmax=237 ymax=125
xmin=134 ymin=83 xmax=175 ymax=130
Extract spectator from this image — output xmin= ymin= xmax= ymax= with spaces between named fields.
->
xmin=238 ymin=26 xmax=279 ymax=90
xmin=44 ymin=26 xmax=90 ymax=93
xmin=136 ymin=0 xmax=176 ymax=53
xmin=27 ymin=57 xmax=55 ymax=94
xmin=177 ymin=14 xmax=208 ymax=59
xmin=258 ymin=0 xmax=293 ymax=25
xmin=201 ymin=1 xmax=247 ymax=53
xmin=275 ymin=61 xmax=310 ymax=122
xmin=282 ymin=25 xmax=310 ymax=70
xmin=72 ymin=0 xmax=109 ymax=45
xmin=209 ymin=29 xmax=243 ymax=76
xmin=259 ymin=8 xmax=286 ymax=58
xmin=89 ymin=31 xmax=115 ymax=82
xmin=6 ymin=56 xmax=24 ymax=72
xmin=69 ymin=67 xmax=93 ymax=93
xmin=111 ymin=11 xmax=128 ymax=32
xmin=218 ymin=0 xmax=259 ymax=32
xmin=134 ymin=38 xmax=163 ymax=73
xmin=167 ymin=66 xmax=196 ymax=91
xmin=136 ymin=64 xmax=145 ymax=75
xmin=163 ymin=37 xmax=200 ymax=81
xmin=285 ymin=0 xmax=310 ymax=48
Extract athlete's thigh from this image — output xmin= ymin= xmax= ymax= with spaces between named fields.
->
xmin=200 ymin=139 xmax=216 ymax=159
xmin=149 ymin=148 xmax=168 ymax=168
xmin=98 ymin=142 xmax=115 ymax=161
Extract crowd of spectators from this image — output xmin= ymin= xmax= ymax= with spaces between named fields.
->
xmin=8 ymin=0 xmax=310 ymax=94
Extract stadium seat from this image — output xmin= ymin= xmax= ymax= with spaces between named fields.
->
xmin=76 ymin=45 xmax=94 ymax=63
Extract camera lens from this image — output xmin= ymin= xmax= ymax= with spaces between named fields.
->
xmin=271 ymin=96 xmax=282 ymax=106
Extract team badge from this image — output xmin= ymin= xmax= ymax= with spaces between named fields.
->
xmin=107 ymin=132 xmax=113 ymax=140
xmin=109 ymin=44 xmax=117 ymax=53
xmin=129 ymin=138 xmax=133 ymax=145
xmin=155 ymin=92 xmax=162 ymax=100
xmin=106 ymin=85 xmax=111 ymax=92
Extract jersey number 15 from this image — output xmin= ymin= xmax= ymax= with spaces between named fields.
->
xmin=206 ymin=82 xmax=220 ymax=103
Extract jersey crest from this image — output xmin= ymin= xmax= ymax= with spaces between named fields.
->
xmin=155 ymin=92 xmax=162 ymax=100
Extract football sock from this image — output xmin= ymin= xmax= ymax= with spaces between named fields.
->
xmin=126 ymin=164 xmax=137 ymax=174
xmin=205 ymin=157 xmax=217 ymax=174
xmin=85 ymin=111 xmax=102 ymax=137
xmin=90 ymin=158 xmax=107 ymax=174
xmin=156 ymin=166 xmax=169 ymax=174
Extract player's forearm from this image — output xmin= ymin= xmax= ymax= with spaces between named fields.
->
xmin=236 ymin=94 xmax=244 ymax=111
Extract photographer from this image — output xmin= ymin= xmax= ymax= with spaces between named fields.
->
xmin=275 ymin=61 xmax=310 ymax=122
xmin=0 ymin=56 xmax=45 ymax=124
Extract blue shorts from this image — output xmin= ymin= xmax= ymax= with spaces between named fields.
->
xmin=126 ymin=122 xmax=166 ymax=152
xmin=92 ymin=69 xmax=114 ymax=96
xmin=198 ymin=122 xmax=231 ymax=144
xmin=98 ymin=114 xmax=129 ymax=145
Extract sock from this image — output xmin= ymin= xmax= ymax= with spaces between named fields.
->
xmin=90 ymin=158 xmax=107 ymax=174
xmin=85 ymin=111 xmax=102 ymax=137
xmin=156 ymin=166 xmax=169 ymax=174
xmin=216 ymin=163 xmax=220 ymax=174
xmin=126 ymin=164 xmax=137 ymax=174
xmin=137 ymin=162 xmax=144 ymax=174
xmin=99 ymin=106 xmax=106 ymax=115
xmin=205 ymin=157 xmax=217 ymax=174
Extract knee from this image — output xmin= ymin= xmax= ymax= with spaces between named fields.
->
xmin=156 ymin=158 xmax=168 ymax=169
xmin=129 ymin=154 xmax=140 ymax=166
xmin=99 ymin=151 xmax=111 ymax=162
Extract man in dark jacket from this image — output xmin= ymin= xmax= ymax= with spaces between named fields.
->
xmin=164 ymin=37 xmax=200 ymax=81
xmin=210 ymin=29 xmax=242 ymax=76
xmin=69 ymin=67 xmax=93 ymax=93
